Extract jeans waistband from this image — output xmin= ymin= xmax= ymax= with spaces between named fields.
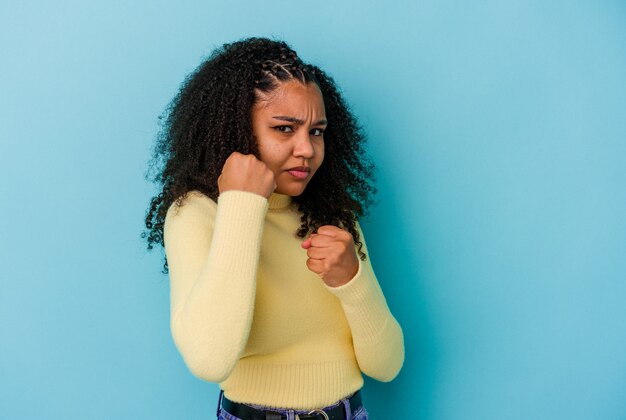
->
xmin=217 ymin=389 xmax=363 ymax=420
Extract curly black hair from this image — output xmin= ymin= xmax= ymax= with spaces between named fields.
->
xmin=142 ymin=36 xmax=378 ymax=274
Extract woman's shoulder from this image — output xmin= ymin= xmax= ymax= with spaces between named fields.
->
xmin=166 ymin=189 xmax=217 ymax=219
xmin=185 ymin=189 xmax=217 ymax=204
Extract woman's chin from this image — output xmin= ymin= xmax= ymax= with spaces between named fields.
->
xmin=275 ymin=182 xmax=307 ymax=197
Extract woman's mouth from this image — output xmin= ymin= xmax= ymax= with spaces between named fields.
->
xmin=287 ymin=170 xmax=309 ymax=179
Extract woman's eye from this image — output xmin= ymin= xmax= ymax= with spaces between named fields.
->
xmin=274 ymin=125 xmax=293 ymax=133
xmin=311 ymin=128 xmax=325 ymax=136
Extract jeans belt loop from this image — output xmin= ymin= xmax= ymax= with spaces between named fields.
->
xmin=216 ymin=389 xmax=224 ymax=418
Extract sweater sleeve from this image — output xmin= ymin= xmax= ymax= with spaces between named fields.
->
xmin=163 ymin=190 xmax=269 ymax=383
xmin=323 ymin=221 xmax=405 ymax=382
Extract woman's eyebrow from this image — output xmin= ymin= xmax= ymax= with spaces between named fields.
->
xmin=272 ymin=116 xmax=328 ymax=126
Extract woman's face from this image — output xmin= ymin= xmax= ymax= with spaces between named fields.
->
xmin=252 ymin=80 xmax=327 ymax=196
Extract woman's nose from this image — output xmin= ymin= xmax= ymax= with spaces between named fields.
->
xmin=293 ymin=132 xmax=315 ymax=157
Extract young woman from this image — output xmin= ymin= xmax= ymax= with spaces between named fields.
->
xmin=143 ymin=37 xmax=404 ymax=420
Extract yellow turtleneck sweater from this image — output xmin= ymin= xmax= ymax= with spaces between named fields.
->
xmin=163 ymin=189 xmax=404 ymax=410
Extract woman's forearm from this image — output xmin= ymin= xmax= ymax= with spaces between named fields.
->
xmin=165 ymin=190 xmax=268 ymax=382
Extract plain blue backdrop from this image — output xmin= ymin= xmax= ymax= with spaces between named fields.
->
xmin=1 ymin=1 xmax=625 ymax=419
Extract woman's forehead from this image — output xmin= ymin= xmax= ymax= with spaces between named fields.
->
xmin=254 ymin=81 xmax=325 ymax=113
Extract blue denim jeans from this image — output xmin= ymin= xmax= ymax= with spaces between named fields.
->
xmin=216 ymin=390 xmax=369 ymax=420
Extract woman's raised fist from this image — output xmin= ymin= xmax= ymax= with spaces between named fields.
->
xmin=217 ymin=152 xmax=277 ymax=199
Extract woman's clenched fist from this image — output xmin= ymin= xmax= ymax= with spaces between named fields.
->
xmin=218 ymin=152 xmax=277 ymax=199
xmin=301 ymin=225 xmax=359 ymax=288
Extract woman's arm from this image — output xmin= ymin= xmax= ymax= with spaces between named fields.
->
xmin=164 ymin=190 xmax=268 ymax=383
xmin=323 ymin=221 xmax=405 ymax=382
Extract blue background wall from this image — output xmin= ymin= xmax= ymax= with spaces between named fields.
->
xmin=1 ymin=1 xmax=625 ymax=419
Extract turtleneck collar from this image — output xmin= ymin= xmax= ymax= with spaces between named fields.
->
xmin=268 ymin=192 xmax=293 ymax=210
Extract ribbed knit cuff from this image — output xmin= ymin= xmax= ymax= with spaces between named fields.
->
xmin=322 ymin=257 xmax=392 ymax=343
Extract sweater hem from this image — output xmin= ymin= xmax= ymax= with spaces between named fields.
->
xmin=219 ymin=358 xmax=364 ymax=410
